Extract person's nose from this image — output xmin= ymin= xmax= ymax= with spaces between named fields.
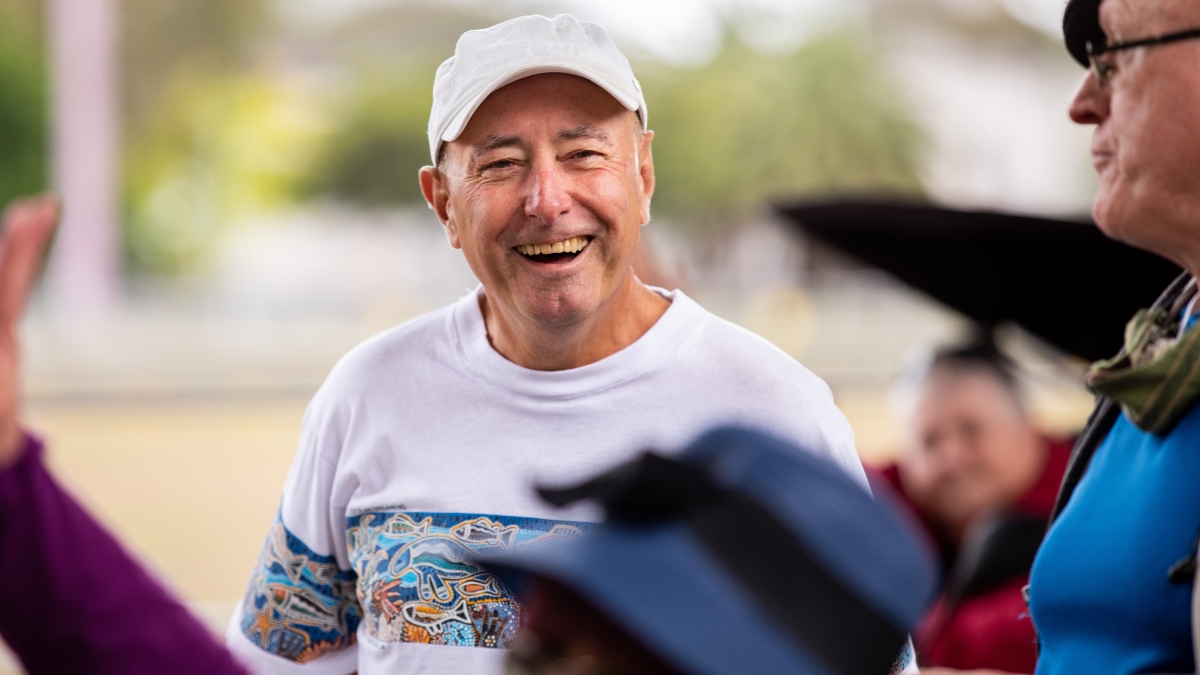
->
xmin=524 ymin=161 xmax=571 ymax=226
xmin=1068 ymin=70 xmax=1109 ymax=125
xmin=935 ymin=435 xmax=971 ymax=478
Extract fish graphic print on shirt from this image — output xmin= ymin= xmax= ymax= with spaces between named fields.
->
xmin=346 ymin=511 xmax=590 ymax=649
xmin=240 ymin=514 xmax=361 ymax=663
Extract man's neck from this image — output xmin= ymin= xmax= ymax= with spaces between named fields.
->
xmin=480 ymin=274 xmax=671 ymax=371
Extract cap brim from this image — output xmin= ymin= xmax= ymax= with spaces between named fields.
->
xmin=476 ymin=523 xmax=831 ymax=675
xmin=438 ymin=63 xmax=645 ymax=149
xmin=1063 ymin=0 xmax=1105 ymax=66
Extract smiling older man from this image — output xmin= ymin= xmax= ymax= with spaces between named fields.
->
xmin=226 ymin=15 xmax=863 ymax=675
xmin=1021 ymin=1 xmax=1200 ymax=674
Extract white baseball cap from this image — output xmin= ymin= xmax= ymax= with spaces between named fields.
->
xmin=427 ymin=14 xmax=648 ymax=165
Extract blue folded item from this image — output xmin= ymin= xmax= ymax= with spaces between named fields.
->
xmin=476 ymin=426 xmax=937 ymax=675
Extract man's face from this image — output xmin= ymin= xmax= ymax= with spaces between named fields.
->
xmin=1069 ymin=0 xmax=1200 ymax=261
xmin=421 ymin=73 xmax=654 ymax=328
xmin=899 ymin=369 xmax=1043 ymax=543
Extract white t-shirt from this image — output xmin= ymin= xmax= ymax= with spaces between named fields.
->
xmin=226 ymin=287 xmax=865 ymax=675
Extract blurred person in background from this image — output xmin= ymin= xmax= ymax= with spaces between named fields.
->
xmin=0 ymin=196 xmax=246 ymax=675
xmin=227 ymin=14 xmax=870 ymax=675
xmin=870 ymin=344 xmax=1070 ymax=674
xmin=1021 ymin=0 xmax=1200 ymax=673
xmin=483 ymin=427 xmax=936 ymax=675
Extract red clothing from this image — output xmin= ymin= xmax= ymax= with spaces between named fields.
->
xmin=869 ymin=438 xmax=1072 ymax=673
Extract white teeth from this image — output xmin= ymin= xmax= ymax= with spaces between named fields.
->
xmin=517 ymin=236 xmax=590 ymax=257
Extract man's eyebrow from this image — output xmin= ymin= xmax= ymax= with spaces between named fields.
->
xmin=558 ymin=125 xmax=610 ymax=142
xmin=472 ymin=134 xmax=522 ymax=155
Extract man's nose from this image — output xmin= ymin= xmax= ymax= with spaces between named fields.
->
xmin=1068 ymin=70 xmax=1109 ymax=125
xmin=524 ymin=162 xmax=571 ymax=225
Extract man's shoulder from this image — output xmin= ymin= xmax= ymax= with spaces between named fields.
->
xmin=665 ymin=297 xmax=865 ymax=484
xmin=321 ymin=301 xmax=460 ymax=395
xmin=680 ymin=300 xmax=827 ymax=391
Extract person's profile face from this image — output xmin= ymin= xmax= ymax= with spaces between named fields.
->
xmin=899 ymin=369 xmax=1042 ymax=543
xmin=428 ymin=73 xmax=655 ymax=330
xmin=1068 ymin=0 xmax=1200 ymax=260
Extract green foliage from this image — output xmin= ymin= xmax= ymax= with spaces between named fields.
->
xmin=124 ymin=73 xmax=329 ymax=274
xmin=300 ymin=28 xmax=924 ymax=222
xmin=120 ymin=0 xmax=271 ymax=273
xmin=121 ymin=0 xmax=267 ymax=132
xmin=643 ymin=31 xmax=924 ymax=222
xmin=0 ymin=0 xmax=46 ymax=207
xmin=299 ymin=72 xmax=435 ymax=206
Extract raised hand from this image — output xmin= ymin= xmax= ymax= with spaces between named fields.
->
xmin=0 ymin=195 xmax=59 ymax=468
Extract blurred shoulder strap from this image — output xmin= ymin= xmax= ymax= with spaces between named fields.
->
xmin=1050 ymin=271 xmax=1194 ymax=525
xmin=1049 ymin=397 xmax=1118 ymax=524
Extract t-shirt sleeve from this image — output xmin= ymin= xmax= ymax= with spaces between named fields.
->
xmin=0 ymin=433 xmax=246 ymax=675
xmin=892 ymin=638 xmax=918 ymax=674
xmin=779 ymin=366 xmax=869 ymax=491
xmin=226 ymin=389 xmax=361 ymax=675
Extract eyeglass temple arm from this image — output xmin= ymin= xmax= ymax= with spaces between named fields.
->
xmin=1089 ymin=26 xmax=1200 ymax=56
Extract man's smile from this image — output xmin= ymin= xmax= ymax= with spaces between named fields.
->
xmin=514 ymin=235 xmax=591 ymax=263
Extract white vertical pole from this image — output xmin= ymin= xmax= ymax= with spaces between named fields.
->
xmin=46 ymin=0 xmax=120 ymax=315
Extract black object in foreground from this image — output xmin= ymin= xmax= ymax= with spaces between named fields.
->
xmin=478 ymin=426 xmax=936 ymax=675
xmin=777 ymin=199 xmax=1182 ymax=363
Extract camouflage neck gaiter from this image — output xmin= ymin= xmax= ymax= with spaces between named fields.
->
xmin=1087 ymin=278 xmax=1200 ymax=434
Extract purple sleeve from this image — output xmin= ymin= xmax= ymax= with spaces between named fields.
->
xmin=0 ymin=433 xmax=248 ymax=675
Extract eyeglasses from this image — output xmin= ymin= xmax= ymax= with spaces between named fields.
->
xmin=1087 ymin=26 xmax=1200 ymax=88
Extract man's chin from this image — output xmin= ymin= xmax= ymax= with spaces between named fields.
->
xmin=516 ymin=296 xmax=596 ymax=328
xmin=1092 ymin=184 xmax=1137 ymax=245
xmin=1091 ymin=183 xmax=1180 ymax=265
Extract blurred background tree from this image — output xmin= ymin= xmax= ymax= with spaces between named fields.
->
xmin=645 ymin=31 xmax=924 ymax=223
xmin=0 ymin=0 xmax=46 ymax=208
xmin=298 ymin=74 xmax=433 ymax=207
xmin=121 ymin=0 xmax=285 ymax=274
xmin=293 ymin=3 xmax=500 ymax=208
xmin=1 ymin=0 xmax=925 ymax=274
xmin=294 ymin=15 xmax=925 ymax=225
xmin=121 ymin=0 xmax=267 ymax=134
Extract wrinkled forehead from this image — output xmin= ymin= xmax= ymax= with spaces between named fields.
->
xmin=447 ymin=73 xmax=641 ymax=157
xmin=1100 ymin=0 xmax=1200 ymax=42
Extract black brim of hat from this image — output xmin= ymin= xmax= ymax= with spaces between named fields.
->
xmin=477 ymin=521 xmax=837 ymax=675
xmin=1064 ymin=0 xmax=1105 ymax=66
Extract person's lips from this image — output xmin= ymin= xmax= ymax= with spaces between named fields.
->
xmin=513 ymin=235 xmax=592 ymax=264
xmin=1091 ymin=130 xmax=1115 ymax=173
xmin=514 ymin=236 xmax=590 ymax=257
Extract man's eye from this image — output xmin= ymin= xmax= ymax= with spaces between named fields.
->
xmin=482 ymin=159 xmax=516 ymax=171
xmin=570 ymin=150 xmax=600 ymax=160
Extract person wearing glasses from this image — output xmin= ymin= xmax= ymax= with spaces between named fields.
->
xmin=1019 ymin=1 xmax=1200 ymax=674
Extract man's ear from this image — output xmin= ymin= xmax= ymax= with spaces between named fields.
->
xmin=637 ymin=129 xmax=655 ymax=226
xmin=419 ymin=165 xmax=461 ymax=249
